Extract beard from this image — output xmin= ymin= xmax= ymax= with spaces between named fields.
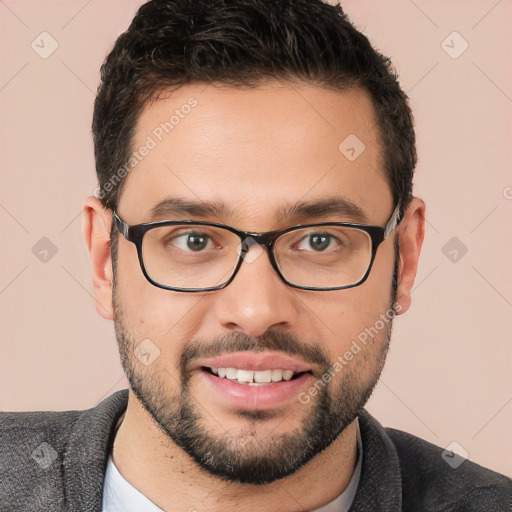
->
xmin=111 ymin=245 xmax=398 ymax=485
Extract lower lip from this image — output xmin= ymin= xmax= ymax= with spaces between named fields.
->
xmin=198 ymin=370 xmax=314 ymax=411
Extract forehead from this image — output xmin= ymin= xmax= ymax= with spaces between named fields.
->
xmin=118 ymin=81 xmax=392 ymax=228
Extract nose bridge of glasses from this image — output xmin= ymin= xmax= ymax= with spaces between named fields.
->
xmin=236 ymin=233 xmax=261 ymax=255
xmin=235 ymin=232 xmax=279 ymax=270
xmin=237 ymin=230 xmax=275 ymax=252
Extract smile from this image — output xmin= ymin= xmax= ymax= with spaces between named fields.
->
xmin=203 ymin=367 xmax=309 ymax=385
xmin=195 ymin=352 xmax=316 ymax=409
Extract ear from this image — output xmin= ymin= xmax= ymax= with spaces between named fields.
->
xmin=394 ymin=197 xmax=426 ymax=315
xmin=82 ymin=196 xmax=114 ymax=320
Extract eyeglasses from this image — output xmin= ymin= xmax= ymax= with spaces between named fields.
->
xmin=112 ymin=203 xmax=401 ymax=292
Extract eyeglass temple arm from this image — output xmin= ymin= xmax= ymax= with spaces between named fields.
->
xmin=383 ymin=202 xmax=402 ymax=239
xmin=112 ymin=212 xmax=130 ymax=239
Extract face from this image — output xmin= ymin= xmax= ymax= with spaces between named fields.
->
xmin=105 ymin=81 xmax=402 ymax=484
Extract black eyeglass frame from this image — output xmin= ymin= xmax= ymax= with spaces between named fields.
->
xmin=112 ymin=203 xmax=401 ymax=293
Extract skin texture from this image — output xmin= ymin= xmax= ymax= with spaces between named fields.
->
xmin=82 ymin=81 xmax=425 ymax=511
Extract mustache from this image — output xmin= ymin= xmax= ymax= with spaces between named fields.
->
xmin=180 ymin=330 xmax=331 ymax=374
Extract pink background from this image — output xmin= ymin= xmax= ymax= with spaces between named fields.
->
xmin=1 ymin=1 xmax=511 ymax=476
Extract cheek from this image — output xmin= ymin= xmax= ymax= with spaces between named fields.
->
xmin=309 ymin=246 xmax=395 ymax=360
xmin=325 ymin=302 xmax=392 ymax=394
xmin=115 ymin=242 xmax=178 ymax=331
xmin=115 ymin=255 xmax=211 ymax=364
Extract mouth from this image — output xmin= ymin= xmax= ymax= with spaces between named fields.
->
xmin=194 ymin=353 xmax=316 ymax=410
xmin=202 ymin=366 xmax=312 ymax=386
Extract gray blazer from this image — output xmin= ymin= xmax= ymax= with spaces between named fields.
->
xmin=1 ymin=389 xmax=511 ymax=511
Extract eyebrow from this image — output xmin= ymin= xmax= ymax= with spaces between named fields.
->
xmin=148 ymin=196 xmax=367 ymax=224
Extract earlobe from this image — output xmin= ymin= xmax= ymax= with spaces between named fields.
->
xmin=394 ymin=197 xmax=426 ymax=315
xmin=82 ymin=196 xmax=115 ymax=320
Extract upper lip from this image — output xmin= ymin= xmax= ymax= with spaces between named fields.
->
xmin=196 ymin=352 xmax=313 ymax=373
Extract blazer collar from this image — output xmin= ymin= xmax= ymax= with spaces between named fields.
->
xmin=349 ymin=409 xmax=403 ymax=511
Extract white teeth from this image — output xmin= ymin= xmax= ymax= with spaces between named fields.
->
xmin=208 ymin=366 xmax=301 ymax=384
xmin=225 ymin=367 xmax=237 ymax=379
xmin=271 ymin=369 xmax=283 ymax=382
xmin=254 ymin=370 xmax=272 ymax=383
xmin=236 ymin=369 xmax=254 ymax=383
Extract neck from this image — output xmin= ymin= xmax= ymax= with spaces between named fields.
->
xmin=112 ymin=390 xmax=359 ymax=512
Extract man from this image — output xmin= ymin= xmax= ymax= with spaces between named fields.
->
xmin=1 ymin=0 xmax=511 ymax=510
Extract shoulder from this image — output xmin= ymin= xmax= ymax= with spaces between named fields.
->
xmin=0 ymin=407 xmax=84 ymax=508
xmin=0 ymin=406 xmax=84 ymax=434
xmin=0 ymin=390 xmax=129 ymax=509
xmin=0 ymin=407 xmax=84 ymax=468
xmin=385 ymin=426 xmax=512 ymax=511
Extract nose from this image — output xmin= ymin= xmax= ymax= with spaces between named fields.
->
xmin=212 ymin=244 xmax=301 ymax=337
